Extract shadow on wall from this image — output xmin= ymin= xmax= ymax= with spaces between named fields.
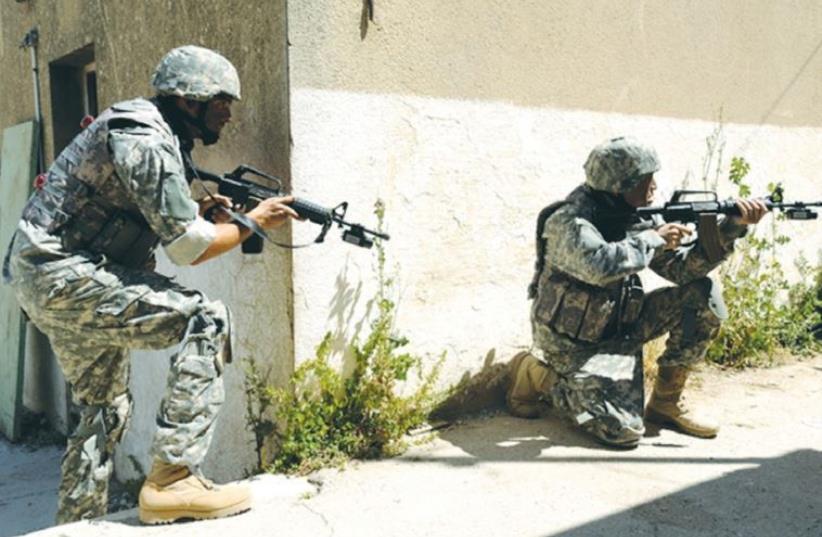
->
xmin=321 ymin=260 xmax=374 ymax=373
xmin=431 ymin=348 xmax=511 ymax=421
xmin=324 ymin=260 xmax=516 ymax=417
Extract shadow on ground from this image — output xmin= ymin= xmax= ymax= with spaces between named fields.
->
xmin=408 ymin=413 xmax=821 ymax=535
xmin=547 ymin=449 xmax=822 ymax=537
xmin=413 ymin=413 xmax=821 ymax=537
xmin=423 ymin=414 xmax=686 ymax=465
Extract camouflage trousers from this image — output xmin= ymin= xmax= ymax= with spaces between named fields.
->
xmin=541 ymin=277 xmax=722 ymax=446
xmin=11 ymin=255 xmax=230 ymax=524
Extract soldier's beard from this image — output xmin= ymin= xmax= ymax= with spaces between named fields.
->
xmin=195 ymin=104 xmax=220 ymax=146
xmin=200 ymin=128 xmax=220 ymax=146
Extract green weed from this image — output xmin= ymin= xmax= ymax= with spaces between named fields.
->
xmin=706 ymin=156 xmax=821 ymax=367
xmin=245 ymin=201 xmax=443 ymax=475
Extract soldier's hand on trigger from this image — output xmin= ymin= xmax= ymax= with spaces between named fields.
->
xmin=733 ymin=198 xmax=770 ymax=225
xmin=199 ymin=194 xmax=233 ymax=224
xmin=247 ymin=196 xmax=300 ymax=229
xmin=655 ymin=223 xmax=693 ymax=250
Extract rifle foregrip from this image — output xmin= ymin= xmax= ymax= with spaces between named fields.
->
xmin=291 ymin=198 xmax=331 ymax=225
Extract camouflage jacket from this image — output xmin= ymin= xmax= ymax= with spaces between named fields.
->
xmin=3 ymin=98 xmax=215 ymax=285
xmin=530 ymin=184 xmax=747 ymax=365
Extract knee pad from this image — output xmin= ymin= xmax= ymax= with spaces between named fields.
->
xmin=583 ymin=416 xmax=644 ymax=449
xmin=70 ymin=393 xmax=133 ymax=459
xmin=103 ymin=392 xmax=133 ymax=453
xmin=201 ymin=300 xmax=233 ymax=365
xmin=183 ymin=299 xmax=233 ymax=366
xmin=689 ymin=276 xmax=728 ymax=321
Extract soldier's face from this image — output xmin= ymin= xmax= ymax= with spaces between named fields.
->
xmin=623 ymin=174 xmax=656 ymax=208
xmin=203 ymin=97 xmax=233 ymax=135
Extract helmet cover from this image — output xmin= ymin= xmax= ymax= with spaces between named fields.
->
xmin=583 ymin=136 xmax=660 ymax=193
xmin=151 ymin=45 xmax=241 ymax=102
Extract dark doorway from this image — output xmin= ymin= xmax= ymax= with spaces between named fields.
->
xmin=49 ymin=44 xmax=97 ymax=155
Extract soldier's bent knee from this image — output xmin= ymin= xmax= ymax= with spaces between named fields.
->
xmin=585 ymin=418 xmax=645 ymax=449
xmin=103 ymin=393 xmax=133 ymax=452
xmin=686 ymin=276 xmax=727 ymax=321
xmin=575 ymin=404 xmax=645 ymax=448
xmin=182 ymin=298 xmax=232 ymax=366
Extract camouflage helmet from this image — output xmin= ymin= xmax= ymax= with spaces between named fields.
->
xmin=151 ymin=45 xmax=241 ymax=102
xmin=583 ymin=136 xmax=660 ymax=193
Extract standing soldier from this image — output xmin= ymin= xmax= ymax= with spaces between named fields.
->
xmin=508 ymin=136 xmax=768 ymax=448
xmin=2 ymin=46 xmax=299 ymax=524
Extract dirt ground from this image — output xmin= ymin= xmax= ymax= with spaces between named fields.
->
xmin=3 ymin=354 xmax=822 ymax=537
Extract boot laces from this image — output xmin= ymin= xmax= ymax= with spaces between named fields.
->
xmin=192 ymin=469 xmax=215 ymax=490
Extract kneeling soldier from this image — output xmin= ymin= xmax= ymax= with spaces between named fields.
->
xmin=510 ymin=137 xmax=767 ymax=448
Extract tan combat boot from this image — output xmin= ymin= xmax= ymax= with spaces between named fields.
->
xmin=506 ymin=351 xmax=557 ymax=418
xmin=139 ymin=460 xmax=251 ymax=525
xmin=645 ymin=366 xmax=719 ymax=438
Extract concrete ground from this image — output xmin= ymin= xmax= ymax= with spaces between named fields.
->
xmin=3 ymin=355 xmax=822 ymax=537
xmin=0 ymin=440 xmax=62 ymax=537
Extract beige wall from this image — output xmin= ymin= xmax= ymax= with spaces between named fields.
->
xmin=292 ymin=0 xmax=822 ymax=128
xmin=288 ymin=1 xmax=822 ymax=388
xmin=1 ymin=1 xmax=291 ymax=168
xmin=0 ymin=1 xmax=292 ymax=481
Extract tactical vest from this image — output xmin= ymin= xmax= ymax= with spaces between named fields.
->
xmin=529 ymin=186 xmax=644 ymax=342
xmin=21 ymin=99 xmax=176 ymax=268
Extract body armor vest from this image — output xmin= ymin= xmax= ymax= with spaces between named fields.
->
xmin=21 ymin=99 xmax=177 ymax=268
xmin=530 ymin=186 xmax=644 ymax=342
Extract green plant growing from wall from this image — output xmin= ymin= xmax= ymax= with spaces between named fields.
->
xmin=244 ymin=357 xmax=278 ymax=472
xmin=706 ymin=156 xmax=821 ymax=367
xmin=245 ymin=200 xmax=443 ymax=475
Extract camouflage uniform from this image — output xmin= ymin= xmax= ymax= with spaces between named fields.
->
xmin=530 ymin=137 xmax=746 ymax=446
xmin=2 ymin=46 xmax=239 ymax=523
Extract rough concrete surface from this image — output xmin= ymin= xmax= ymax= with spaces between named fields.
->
xmin=0 ymin=441 xmax=62 ymax=537
xmin=3 ymin=355 xmax=822 ymax=537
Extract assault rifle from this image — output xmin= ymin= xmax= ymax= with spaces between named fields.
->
xmin=191 ymin=165 xmax=390 ymax=253
xmin=610 ymin=185 xmax=821 ymax=262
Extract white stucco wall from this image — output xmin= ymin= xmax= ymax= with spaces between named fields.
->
xmin=289 ymin=89 xmax=822 ymax=386
xmin=288 ymin=2 xmax=822 ymax=388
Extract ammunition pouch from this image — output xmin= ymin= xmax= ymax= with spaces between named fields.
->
xmin=534 ymin=271 xmax=619 ymax=343
xmin=534 ymin=271 xmax=645 ymax=343
xmin=618 ymin=274 xmax=644 ymax=330
xmin=53 ymin=200 xmax=158 ymax=269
